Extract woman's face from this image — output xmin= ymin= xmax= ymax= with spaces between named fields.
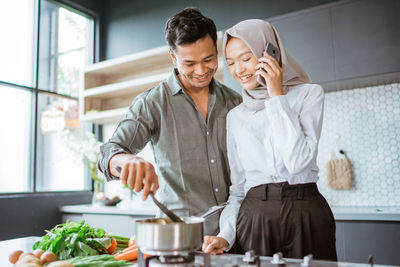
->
xmin=225 ymin=37 xmax=259 ymax=90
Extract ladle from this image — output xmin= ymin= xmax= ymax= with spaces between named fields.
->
xmin=114 ymin=166 xmax=184 ymax=223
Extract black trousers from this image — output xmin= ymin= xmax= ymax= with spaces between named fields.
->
xmin=232 ymin=182 xmax=337 ymax=261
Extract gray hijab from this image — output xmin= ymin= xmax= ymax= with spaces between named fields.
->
xmin=223 ymin=19 xmax=312 ymax=111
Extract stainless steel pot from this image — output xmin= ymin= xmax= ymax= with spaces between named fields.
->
xmin=135 ymin=216 xmax=205 ymax=255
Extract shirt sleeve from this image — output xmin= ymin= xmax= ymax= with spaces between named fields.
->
xmin=98 ymin=92 xmax=156 ymax=181
xmin=217 ymin=111 xmax=246 ymax=250
xmin=264 ymin=84 xmax=324 ymax=175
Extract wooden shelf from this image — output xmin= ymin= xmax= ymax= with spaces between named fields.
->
xmin=80 ymin=32 xmax=225 ymax=124
xmin=82 ymin=72 xmax=170 ymax=98
xmin=80 ymin=107 xmax=128 ymax=125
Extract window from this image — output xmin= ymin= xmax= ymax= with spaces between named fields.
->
xmin=0 ymin=0 xmax=35 ymax=87
xmin=0 ymin=0 xmax=96 ymax=193
xmin=39 ymin=1 xmax=94 ymax=96
xmin=0 ymin=86 xmax=32 ymax=192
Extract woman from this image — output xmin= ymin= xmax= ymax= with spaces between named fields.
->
xmin=202 ymin=19 xmax=337 ymax=261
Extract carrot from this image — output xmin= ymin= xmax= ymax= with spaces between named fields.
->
xmin=122 ymin=244 xmax=137 ymax=253
xmin=128 ymin=236 xmax=136 ymax=247
xmin=114 ymin=248 xmax=138 ymax=261
xmin=107 ymin=238 xmax=117 ymax=254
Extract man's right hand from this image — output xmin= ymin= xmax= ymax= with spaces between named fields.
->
xmin=110 ymin=154 xmax=159 ymax=200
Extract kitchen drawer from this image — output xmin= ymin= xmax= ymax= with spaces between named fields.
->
xmin=62 ymin=214 xmax=84 ymax=224
xmin=62 ymin=213 xmax=156 ymax=237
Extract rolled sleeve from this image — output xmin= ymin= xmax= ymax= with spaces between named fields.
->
xmin=97 ymin=92 xmax=155 ymax=181
xmin=97 ymin=145 xmax=127 ymax=181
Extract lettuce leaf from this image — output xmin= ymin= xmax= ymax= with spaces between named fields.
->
xmin=33 ymin=220 xmax=112 ymax=260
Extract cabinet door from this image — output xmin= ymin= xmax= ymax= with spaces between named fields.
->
xmin=82 ymin=214 xmax=156 ymax=237
xmin=62 ymin=214 xmax=84 ymax=223
xmin=336 ymin=221 xmax=400 ymax=266
xmin=271 ymin=8 xmax=335 ymax=84
xmin=332 ymin=0 xmax=400 ymax=80
xmin=83 ymin=214 xmax=133 ymax=237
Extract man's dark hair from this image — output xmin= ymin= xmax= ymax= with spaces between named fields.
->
xmin=165 ymin=7 xmax=217 ymax=51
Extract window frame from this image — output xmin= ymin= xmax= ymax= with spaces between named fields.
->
xmin=0 ymin=0 xmax=100 ymax=196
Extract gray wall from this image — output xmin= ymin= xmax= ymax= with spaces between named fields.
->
xmin=102 ymin=0 xmax=338 ymax=60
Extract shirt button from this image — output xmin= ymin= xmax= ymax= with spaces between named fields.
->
xmin=215 ymin=188 xmax=219 ymax=192
xmin=206 ymin=131 xmax=210 ymax=136
xmin=210 ymin=159 xmax=215 ymax=164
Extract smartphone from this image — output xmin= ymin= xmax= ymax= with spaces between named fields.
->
xmin=257 ymin=42 xmax=281 ymax=87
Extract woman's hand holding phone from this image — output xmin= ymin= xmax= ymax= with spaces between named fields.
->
xmin=256 ymin=51 xmax=284 ymax=97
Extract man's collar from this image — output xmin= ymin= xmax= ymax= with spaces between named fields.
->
xmin=167 ymin=69 xmax=184 ymax=95
xmin=167 ymin=68 xmax=216 ymax=96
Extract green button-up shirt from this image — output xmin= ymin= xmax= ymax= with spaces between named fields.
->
xmin=98 ymin=70 xmax=241 ymax=235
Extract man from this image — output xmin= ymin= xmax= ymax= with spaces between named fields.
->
xmin=98 ymin=7 xmax=241 ymax=235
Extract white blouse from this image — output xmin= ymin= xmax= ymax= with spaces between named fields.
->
xmin=217 ymin=83 xmax=325 ymax=249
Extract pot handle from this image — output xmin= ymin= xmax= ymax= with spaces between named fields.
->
xmin=200 ymin=202 xmax=228 ymax=218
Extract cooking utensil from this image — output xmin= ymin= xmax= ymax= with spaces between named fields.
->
xmin=135 ymin=203 xmax=229 ymax=255
xmin=114 ymin=165 xmax=184 ymax=223
xmin=149 ymin=192 xmax=184 ymax=223
xmin=135 ymin=217 xmax=204 ymax=255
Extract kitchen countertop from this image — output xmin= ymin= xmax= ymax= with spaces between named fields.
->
xmin=331 ymin=206 xmax=400 ymax=221
xmin=1 ymin=237 xmax=397 ymax=267
xmin=0 ymin=236 xmax=40 ymax=267
xmin=61 ymin=204 xmax=400 ymax=222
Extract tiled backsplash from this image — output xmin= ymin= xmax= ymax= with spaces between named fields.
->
xmin=317 ymin=83 xmax=400 ymax=206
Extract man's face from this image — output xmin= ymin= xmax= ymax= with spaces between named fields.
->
xmin=170 ymin=35 xmax=218 ymax=91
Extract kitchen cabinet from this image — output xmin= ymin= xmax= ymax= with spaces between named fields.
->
xmin=80 ymin=32 xmax=225 ymax=124
xmin=336 ymin=221 xmax=400 ymax=266
xmin=331 ymin=206 xmax=400 ymax=265
xmin=331 ymin=0 xmax=400 ymax=80
xmin=267 ymin=0 xmax=400 ymax=91
xmin=61 ymin=204 xmax=157 ymax=237
xmin=272 ymin=6 xmax=335 ymax=84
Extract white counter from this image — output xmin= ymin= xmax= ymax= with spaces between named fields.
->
xmin=61 ymin=203 xmax=158 ymax=216
xmin=61 ymin=204 xmax=400 ymax=222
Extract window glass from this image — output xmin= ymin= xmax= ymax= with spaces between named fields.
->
xmin=57 ymin=49 xmax=86 ymax=96
xmin=58 ymin=8 xmax=88 ymax=53
xmin=36 ymin=93 xmax=91 ymax=191
xmin=0 ymin=86 xmax=32 ymax=193
xmin=39 ymin=1 xmax=94 ymax=97
xmin=0 ymin=0 xmax=35 ymax=86
xmin=0 ymin=0 xmax=95 ymax=194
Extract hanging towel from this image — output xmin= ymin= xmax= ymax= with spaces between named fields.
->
xmin=326 ymin=151 xmax=353 ymax=190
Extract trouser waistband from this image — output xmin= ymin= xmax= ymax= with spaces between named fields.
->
xmin=246 ymin=182 xmax=320 ymax=200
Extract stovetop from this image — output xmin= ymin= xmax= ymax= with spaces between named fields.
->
xmin=141 ymin=251 xmax=395 ymax=267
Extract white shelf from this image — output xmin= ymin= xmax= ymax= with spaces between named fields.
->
xmin=80 ymin=107 xmax=128 ymax=124
xmin=83 ymin=72 xmax=170 ymax=98
xmin=80 ymin=32 xmax=225 ymax=124
xmin=84 ymin=46 xmax=171 ymax=75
